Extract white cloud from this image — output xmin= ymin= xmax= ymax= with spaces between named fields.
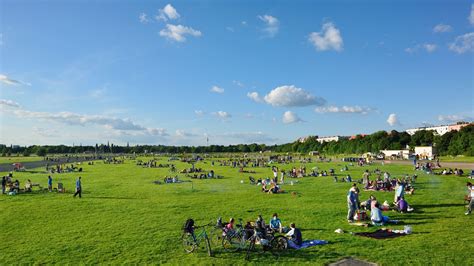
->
xmin=194 ymin=110 xmax=205 ymax=116
xmin=387 ymin=113 xmax=399 ymax=126
xmin=156 ymin=4 xmax=180 ymax=21
xmin=282 ymin=111 xmax=303 ymax=124
xmin=1 ymin=104 xmax=168 ymax=136
xmin=433 ymin=23 xmax=452 ymax=33
xmin=262 ymin=85 xmax=326 ymax=107
xmin=315 ymin=105 xmax=372 ymax=114
xmin=139 ymin=13 xmax=150 ymax=23
xmin=159 ymin=24 xmax=202 ymax=42
xmin=175 ymin=129 xmax=198 ymax=138
xmin=247 ymin=92 xmax=263 ymax=103
xmin=0 ymin=99 xmax=20 ymax=108
xmin=258 ymin=15 xmax=279 ymax=37
xmin=405 ymin=43 xmax=437 ymax=53
xmin=213 ymin=111 xmax=231 ymax=120
xmin=308 ymin=22 xmax=343 ymax=52
xmin=423 ymin=44 xmax=437 ymax=52
xmin=449 ymin=32 xmax=474 ymax=54
xmin=32 ymin=127 xmax=59 ymax=138
xmin=233 ymin=80 xmax=245 ymax=87
xmin=241 ymin=21 xmax=247 ymax=26
xmin=438 ymin=114 xmax=473 ymax=123
xmin=469 ymin=4 xmax=474 ymax=25
xmin=210 ymin=85 xmax=224 ymax=94
xmin=0 ymin=74 xmax=30 ymax=86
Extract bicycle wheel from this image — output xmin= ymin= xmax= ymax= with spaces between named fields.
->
xmin=222 ymin=233 xmax=242 ymax=252
xmin=181 ymin=233 xmax=196 ymax=253
xmin=205 ymin=235 xmax=213 ymax=257
xmin=271 ymin=236 xmax=288 ymax=251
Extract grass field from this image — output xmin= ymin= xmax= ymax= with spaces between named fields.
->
xmin=439 ymin=156 xmax=474 ymax=163
xmin=1 ymin=156 xmax=473 ymax=265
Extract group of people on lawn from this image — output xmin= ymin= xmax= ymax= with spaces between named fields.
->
xmin=222 ymin=213 xmax=303 ymax=248
xmin=347 ymin=181 xmax=411 ymax=225
xmin=1 ymin=173 xmax=83 ymax=198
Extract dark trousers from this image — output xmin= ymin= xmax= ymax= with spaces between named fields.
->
xmin=73 ymin=188 xmax=82 ymax=198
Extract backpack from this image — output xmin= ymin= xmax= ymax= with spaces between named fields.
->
xmin=183 ymin=219 xmax=195 ymax=233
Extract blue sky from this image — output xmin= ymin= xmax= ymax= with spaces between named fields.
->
xmin=0 ymin=0 xmax=473 ymax=146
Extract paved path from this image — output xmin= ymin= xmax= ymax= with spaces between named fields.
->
xmin=0 ymin=157 xmax=97 ymax=173
xmin=378 ymin=160 xmax=474 ymax=169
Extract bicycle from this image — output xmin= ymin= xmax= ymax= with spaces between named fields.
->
xmin=181 ymin=223 xmax=213 ymax=257
xmin=222 ymin=219 xmax=249 ymax=252
xmin=245 ymin=228 xmax=288 ymax=260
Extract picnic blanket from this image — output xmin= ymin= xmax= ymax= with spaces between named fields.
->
xmin=355 ymin=229 xmax=406 ymax=239
xmin=288 ymin=240 xmax=328 ymax=249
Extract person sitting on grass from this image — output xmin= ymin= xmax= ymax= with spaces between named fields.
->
xmin=370 ymin=198 xmax=397 ymax=225
xmin=269 ymin=213 xmax=283 ymax=233
xmin=286 ymin=223 xmax=303 ymax=248
xmin=25 ymin=179 xmax=32 ymax=192
xmin=395 ymin=196 xmax=408 ymax=213
xmin=225 ymin=218 xmax=235 ymax=236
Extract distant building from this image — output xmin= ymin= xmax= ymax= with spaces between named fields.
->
xmin=349 ymin=134 xmax=367 ymax=140
xmin=414 ymin=146 xmax=435 ymax=159
xmin=308 ymin=151 xmax=319 ymax=156
xmin=317 ymin=136 xmax=347 ymax=143
xmin=380 ymin=149 xmax=411 ymax=159
xmin=406 ymin=122 xmax=471 ymax=136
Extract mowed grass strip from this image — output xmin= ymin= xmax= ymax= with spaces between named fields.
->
xmin=1 ymin=157 xmax=473 ymax=265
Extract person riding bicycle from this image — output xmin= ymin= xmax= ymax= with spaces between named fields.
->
xmin=286 ymin=223 xmax=302 ymax=248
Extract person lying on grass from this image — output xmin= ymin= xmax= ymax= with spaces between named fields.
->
xmin=370 ymin=198 xmax=398 ymax=225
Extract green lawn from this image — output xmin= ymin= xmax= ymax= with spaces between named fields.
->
xmin=439 ymin=155 xmax=474 ymax=163
xmin=1 ymin=156 xmax=473 ymax=265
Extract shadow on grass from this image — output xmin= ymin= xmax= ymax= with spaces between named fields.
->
xmin=416 ymin=203 xmax=465 ymax=209
xmin=87 ymin=196 xmax=141 ymax=200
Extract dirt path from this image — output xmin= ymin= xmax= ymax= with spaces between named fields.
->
xmin=0 ymin=157 xmax=96 ymax=173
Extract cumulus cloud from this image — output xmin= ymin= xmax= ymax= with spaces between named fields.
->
xmin=262 ymin=85 xmax=326 ymax=107
xmin=156 ymin=4 xmax=180 ymax=21
xmin=405 ymin=43 xmax=437 ymax=53
xmin=438 ymin=114 xmax=473 ymax=123
xmin=213 ymin=111 xmax=231 ymax=120
xmin=0 ymin=74 xmax=30 ymax=86
xmin=315 ymin=105 xmax=373 ymax=114
xmin=449 ymin=32 xmax=474 ymax=54
xmin=258 ymin=15 xmax=279 ymax=37
xmin=282 ymin=111 xmax=303 ymax=124
xmin=308 ymin=22 xmax=343 ymax=52
xmin=210 ymin=85 xmax=224 ymax=94
xmin=470 ymin=4 xmax=474 ymax=25
xmin=247 ymin=92 xmax=263 ymax=103
xmin=139 ymin=13 xmax=150 ymax=23
xmin=159 ymin=24 xmax=201 ymax=42
xmin=387 ymin=113 xmax=399 ymax=126
xmin=433 ymin=23 xmax=452 ymax=33
xmin=0 ymin=99 xmax=21 ymax=108
xmin=194 ymin=110 xmax=205 ymax=116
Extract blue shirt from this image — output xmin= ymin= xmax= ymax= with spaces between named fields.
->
xmin=76 ymin=179 xmax=81 ymax=189
xmin=48 ymin=178 xmax=52 ymax=185
xmin=269 ymin=218 xmax=281 ymax=229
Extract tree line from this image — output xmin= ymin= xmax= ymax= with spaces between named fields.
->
xmin=1 ymin=124 xmax=472 ymax=157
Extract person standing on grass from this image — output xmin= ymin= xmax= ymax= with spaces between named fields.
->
xmin=347 ymin=183 xmax=359 ymax=223
xmin=47 ymin=175 xmax=53 ymax=192
xmin=1 ymin=176 xmax=6 ymax=194
xmin=466 ymin=182 xmax=474 ymax=215
xmin=73 ymin=176 xmax=82 ymax=198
